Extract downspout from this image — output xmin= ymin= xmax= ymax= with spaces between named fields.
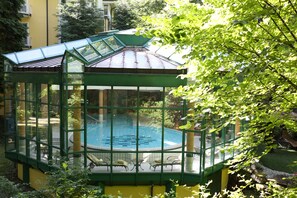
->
xmin=46 ymin=0 xmax=49 ymax=46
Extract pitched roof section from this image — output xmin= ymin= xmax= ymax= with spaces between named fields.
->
xmin=89 ymin=48 xmax=178 ymax=70
xmin=3 ymin=30 xmax=187 ymax=73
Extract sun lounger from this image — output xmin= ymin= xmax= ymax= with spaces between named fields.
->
xmin=87 ymin=153 xmax=129 ymax=171
xmin=149 ymin=156 xmax=181 ymax=171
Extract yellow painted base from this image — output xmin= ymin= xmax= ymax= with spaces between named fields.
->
xmin=221 ymin=167 xmax=229 ymax=192
xmin=16 ymin=165 xmax=205 ymax=197
xmin=17 ymin=163 xmax=23 ymax=181
xmin=29 ymin=168 xmax=48 ymax=190
xmin=176 ymin=185 xmax=200 ymax=197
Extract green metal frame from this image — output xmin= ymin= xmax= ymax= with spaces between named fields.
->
xmin=2 ymin=34 xmax=240 ymax=186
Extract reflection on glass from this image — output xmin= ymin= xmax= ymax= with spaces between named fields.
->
xmin=92 ymin=40 xmax=113 ymax=55
xmin=87 ymin=86 xmax=111 ymax=108
xmin=26 ymin=83 xmax=36 ymax=102
xmin=104 ymin=36 xmax=123 ymax=50
xmin=76 ymin=45 xmax=101 ymax=62
xmin=139 ymin=87 xmax=163 ymax=108
xmin=165 ymin=88 xmax=183 ymax=108
xmin=113 ymin=87 xmax=137 ymax=107
xmin=50 ymin=85 xmax=60 ymax=105
xmin=67 ymin=56 xmax=83 ymax=73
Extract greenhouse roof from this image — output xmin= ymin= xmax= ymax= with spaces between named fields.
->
xmin=3 ymin=30 xmax=187 ymax=72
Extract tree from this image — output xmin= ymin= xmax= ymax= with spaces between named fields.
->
xmin=0 ymin=0 xmax=27 ymax=53
xmin=113 ymin=0 xmax=166 ymax=30
xmin=142 ymin=0 xmax=297 ymax=171
xmin=0 ymin=0 xmax=27 ymax=138
xmin=57 ymin=0 xmax=104 ymax=42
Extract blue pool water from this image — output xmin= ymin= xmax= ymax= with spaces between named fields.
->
xmin=73 ymin=115 xmax=183 ymax=151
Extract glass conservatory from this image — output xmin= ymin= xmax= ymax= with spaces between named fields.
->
xmin=3 ymin=30 xmax=241 ymax=193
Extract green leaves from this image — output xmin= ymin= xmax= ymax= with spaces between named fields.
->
xmin=142 ymin=0 xmax=297 ymax=171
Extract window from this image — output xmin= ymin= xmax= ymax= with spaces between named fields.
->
xmin=21 ymin=23 xmax=31 ymax=48
xmin=20 ymin=0 xmax=30 ymax=15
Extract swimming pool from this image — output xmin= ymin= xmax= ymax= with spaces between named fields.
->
xmin=70 ymin=115 xmax=183 ymax=151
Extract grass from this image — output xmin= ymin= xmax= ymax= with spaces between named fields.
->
xmin=260 ymin=148 xmax=297 ymax=174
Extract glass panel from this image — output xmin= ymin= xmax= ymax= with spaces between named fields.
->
xmin=104 ymin=36 xmax=123 ymax=50
xmin=26 ymin=83 xmax=35 ymax=102
xmin=67 ymin=55 xmax=84 ymax=73
xmin=16 ymin=49 xmax=44 ymax=63
xmin=67 ymin=86 xmax=84 ymax=107
xmin=129 ymin=152 xmax=149 ymax=172
xmin=41 ymin=44 xmax=67 ymax=58
xmin=147 ymin=152 xmax=162 ymax=172
xmin=66 ymin=74 xmax=83 ymax=84
xmin=29 ymin=140 xmax=37 ymax=159
xmin=67 ymin=108 xmax=83 ymax=130
xmin=51 ymin=106 xmax=60 ymax=148
xmin=6 ymin=135 xmax=16 ymax=151
xmin=113 ymin=86 xmax=137 ymax=108
xmin=92 ymin=40 xmax=113 ymax=55
xmin=138 ymin=109 xmax=162 ymax=150
xmin=19 ymin=138 xmax=26 ymax=155
xmin=163 ymin=110 xmax=183 ymax=147
xmin=87 ymin=109 xmax=110 ymax=151
xmin=111 ymin=152 xmax=130 ymax=172
xmin=156 ymin=45 xmax=176 ymax=58
xmin=164 ymin=109 xmax=183 ymax=130
xmin=165 ymin=88 xmax=183 ymax=108
xmin=4 ymin=82 xmax=14 ymax=100
xmin=17 ymin=83 xmax=25 ymax=101
xmin=39 ymin=143 xmax=49 ymax=161
xmin=163 ymin=152 xmax=182 ymax=172
xmin=50 ymin=85 xmax=60 ymax=105
xmin=4 ymin=53 xmax=18 ymax=64
xmin=139 ymin=87 xmax=163 ymax=108
xmin=65 ymin=39 xmax=89 ymax=50
xmin=86 ymin=152 xmax=110 ymax=172
xmin=76 ymin=45 xmax=101 ymax=62
xmin=27 ymin=102 xmax=36 ymax=139
xmin=86 ymin=85 xmax=111 ymax=107
xmin=112 ymin=109 xmax=137 ymax=150
xmin=4 ymin=60 xmax=13 ymax=72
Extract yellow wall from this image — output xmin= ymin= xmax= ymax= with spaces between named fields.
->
xmin=105 ymin=186 xmax=165 ymax=197
xmin=29 ymin=168 xmax=48 ymax=190
xmin=17 ymin=163 xmax=23 ymax=181
xmin=21 ymin=0 xmax=59 ymax=49
xmin=176 ymin=185 xmax=199 ymax=198
xmin=221 ymin=167 xmax=229 ymax=192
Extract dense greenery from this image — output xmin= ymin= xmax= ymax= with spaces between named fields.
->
xmin=0 ymin=0 xmax=27 ymax=53
xmin=57 ymin=0 xmax=104 ymax=42
xmin=113 ymin=0 xmax=165 ymax=30
xmin=142 ymin=0 xmax=297 ymax=171
xmin=0 ymin=0 xmax=27 ymax=99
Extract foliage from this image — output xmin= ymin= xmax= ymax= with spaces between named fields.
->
xmin=0 ymin=0 xmax=27 ymax=96
xmin=113 ymin=0 xmax=166 ymax=30
xmin=0 ymin=0 xmax=27 ymax=53
xmin=57 ymin=0 xmax=104 ymax=42
xmin=0 ymin=176 xmax=19 ymax=198
xmin=41 ymin=162 xmax=102 ymax=198
xmin=141 ymin=0 xmax=297 ymax=172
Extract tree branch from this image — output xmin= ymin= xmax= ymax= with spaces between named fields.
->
xmin=288 ymin=0 xmax=297 ymax=15
xmin=263 ymin=0 xmax=297 ymax=43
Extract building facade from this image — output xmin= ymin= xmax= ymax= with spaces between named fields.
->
xmin=20 ymin=0 xmax=115 ymax=49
